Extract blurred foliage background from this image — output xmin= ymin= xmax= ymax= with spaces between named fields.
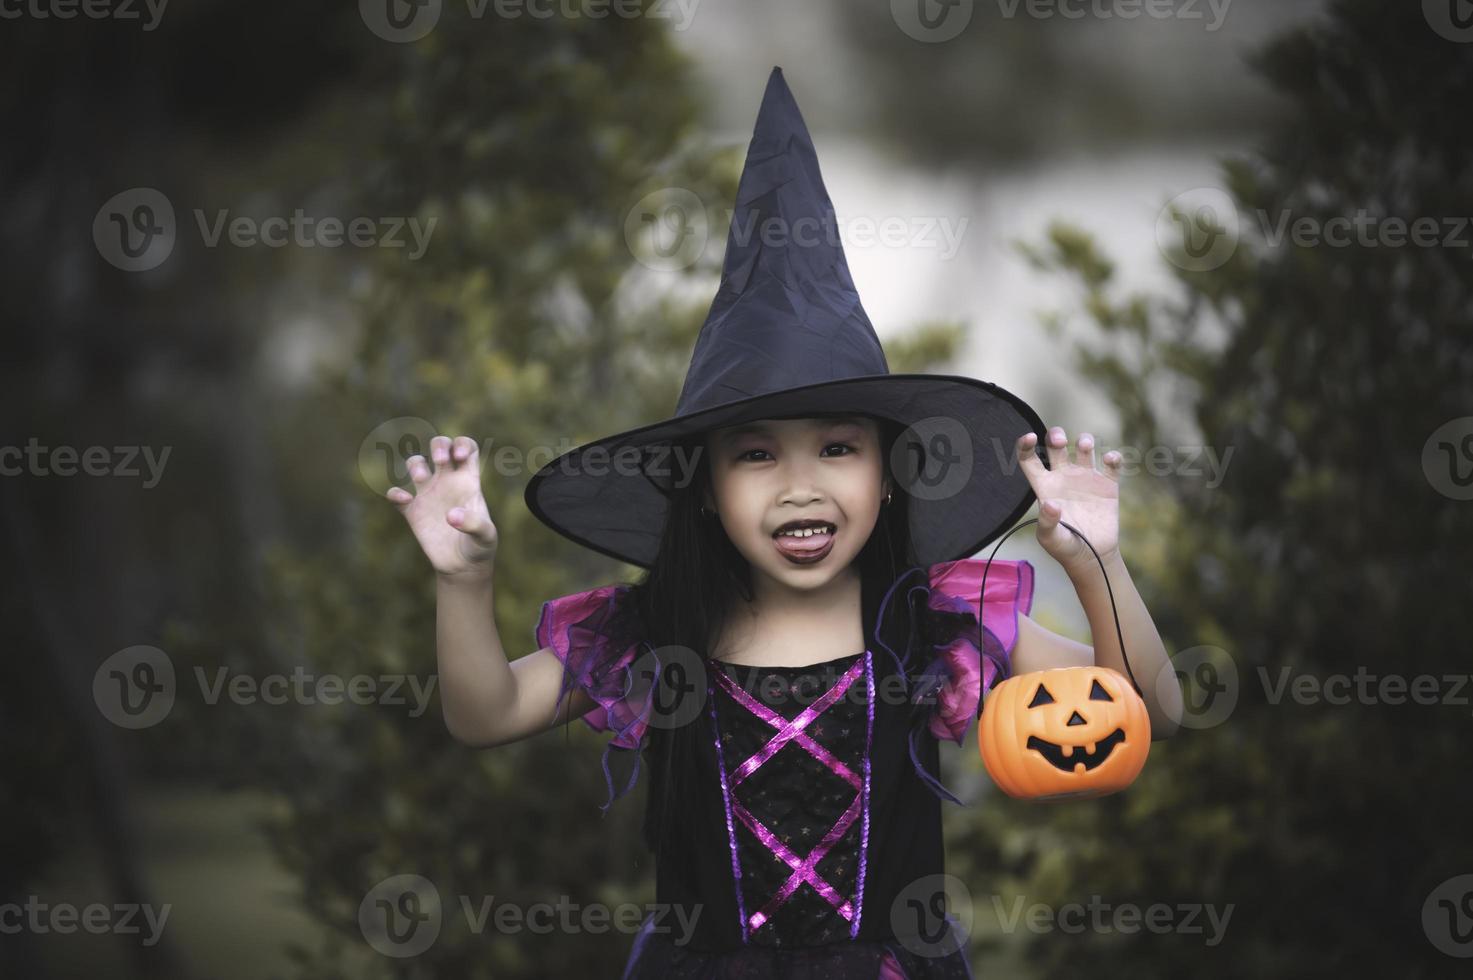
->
xmin=2 ymin=0 xmax=1469 ymax=977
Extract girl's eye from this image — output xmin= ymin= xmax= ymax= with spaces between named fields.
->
xmin=737 ymin=443 xmax=854 ymax=462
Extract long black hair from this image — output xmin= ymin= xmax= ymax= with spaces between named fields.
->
xmin=615 ymin=413 xmax=973 ymax=867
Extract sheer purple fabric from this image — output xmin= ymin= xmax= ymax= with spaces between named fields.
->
xmin=920 ymin=558 xmax=1036 ymax=744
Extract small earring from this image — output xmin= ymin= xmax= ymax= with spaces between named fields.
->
xmin=884 ymin=490 xmax=893 ymax=506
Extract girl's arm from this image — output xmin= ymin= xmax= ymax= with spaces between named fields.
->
xmin=1011 ymin=556 xmax=1182 ymax=739
xmin=435 ymin=573 xmax=598 ymax=747
xmin=388 ymin=435 xmax=598 ymax=747
xmin=1008 ymin=426 xmax=1183 ymax=740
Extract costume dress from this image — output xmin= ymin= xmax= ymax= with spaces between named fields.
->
xmin=535 ymin=557 xmax=1036 ymax=979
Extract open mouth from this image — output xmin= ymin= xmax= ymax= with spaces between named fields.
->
xmin=1025 ymin=729 xmax=1126 ymax=773
xmin=772 ymin=521 xmax=836 ymax=564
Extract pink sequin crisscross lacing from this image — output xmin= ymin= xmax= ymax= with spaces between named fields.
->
xmin=708 ymin=651 xmax=877 ymax=944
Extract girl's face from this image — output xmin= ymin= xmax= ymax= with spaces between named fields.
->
xmin=702 ymin=415 xmax=889 ymax=593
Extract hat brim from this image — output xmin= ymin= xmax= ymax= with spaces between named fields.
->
xmin=523 ymin=373 xmax=1048 ymax=569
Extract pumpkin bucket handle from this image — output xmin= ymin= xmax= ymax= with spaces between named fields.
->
xmin=975 ymin=518 xmax=1142 ymax=721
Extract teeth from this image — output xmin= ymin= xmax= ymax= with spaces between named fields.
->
xmin=778 ymin=525 xmax=832 ymax=538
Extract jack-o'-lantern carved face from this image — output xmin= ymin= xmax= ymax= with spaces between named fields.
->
xmin=978 ymin=666 xmax=1150 ymax=801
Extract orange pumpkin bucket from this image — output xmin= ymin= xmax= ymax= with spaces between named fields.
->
xmin=974 ymin=518 xmax=1151 ymax=801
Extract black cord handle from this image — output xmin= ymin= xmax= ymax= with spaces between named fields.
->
xmin=976 ymin=518 xmax=1140 ymax=720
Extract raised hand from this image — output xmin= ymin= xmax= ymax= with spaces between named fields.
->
xmin=386 ymin=435 xmax=498 ymax=580
xmin=1016 ymin=426 xmax=1123 ymax=577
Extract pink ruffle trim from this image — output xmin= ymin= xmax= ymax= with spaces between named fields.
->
xmin=921 ymin=557 xmax=1036 ymax=745
xmin=534 ymin=583 xmax=652 ymax=752
xmin=535 ymin=557 xmax=1036 ymax=756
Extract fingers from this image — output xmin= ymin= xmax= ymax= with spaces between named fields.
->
xmin=1075 ymin=431 xmax=1096 ymax=469
xmin=388 ymin=434 xmax=481 ymax=511
xmin=1044 ymin=426 xmax=1070 ymax=471
xmin=1017 ymin=431 xmax=1048 ymax=478
xmin=405 ymin=453 xmax=432 ymax=485
xmin=451 ymin=435 xmax=479 ymax=468
xmin=1021 ymin=426 xmax=1123 ymax=478
xmin=430 ymin=435 xmax=452 ymax=468
xmin=447 ymin=501 xmax=494 ymax=544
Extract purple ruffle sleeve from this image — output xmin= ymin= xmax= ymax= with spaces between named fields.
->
xmin=535 ymin=583 xmax=653 ymax=812
xmin=922 ymin=557 xmax=1036 ymax=745
xmin=873 ymin=557 xmax=1037 ymax=805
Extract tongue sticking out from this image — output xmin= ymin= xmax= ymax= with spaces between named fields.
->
xmin=773 ymin=529 xmax=834 ymax=561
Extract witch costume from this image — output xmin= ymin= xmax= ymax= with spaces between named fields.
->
xmin=523 ymin=67 xmax=1049 ymax=979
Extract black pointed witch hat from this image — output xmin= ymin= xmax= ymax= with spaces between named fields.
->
xmin=525 ymin=66 xmax=1047 ymax=569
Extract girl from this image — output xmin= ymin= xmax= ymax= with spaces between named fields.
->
xmin=387 ymin=67 xmax=1179 ymax=978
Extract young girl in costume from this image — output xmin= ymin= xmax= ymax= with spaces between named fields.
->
xmin=389 ymin=68 xmax=1178 ymax=979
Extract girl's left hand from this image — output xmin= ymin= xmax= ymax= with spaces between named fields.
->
xmin=1016 ymin=426 xmax=1123 ymax=577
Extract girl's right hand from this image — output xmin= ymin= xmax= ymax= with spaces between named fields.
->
xmin=386 ymin=435 xmax=498 ymax=580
